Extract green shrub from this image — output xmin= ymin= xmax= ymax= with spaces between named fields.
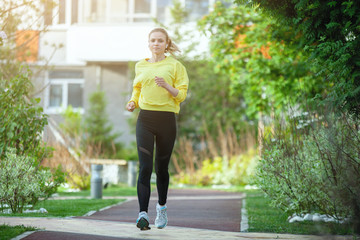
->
xmin=0 ymin=72 xmax=65 ymax=213
xmin=0 ymin=149 xmax=60 ymax=213
xmin=174 ymin=148 xmax=259 ymax=186
xmin=256 ymin=112 xmax=360 ymax=232
xmin=67 ymin=173 xmax=91 ymax=190
xmin=0 ymin=72 xmax=50 ymax=160
xmin=201 ymin=148 xmax=259 ymax=186
xmin=59 ymin=105 xmax=82 ymax=140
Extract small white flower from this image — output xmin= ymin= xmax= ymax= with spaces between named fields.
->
xmin=0 ymin=31 xmax=7 ymax=40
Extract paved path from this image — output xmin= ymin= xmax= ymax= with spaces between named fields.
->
xmin=0 ymin=188 xmax=355 ymax=240
xmin=79 ymin=189 xmax=244 ymax=232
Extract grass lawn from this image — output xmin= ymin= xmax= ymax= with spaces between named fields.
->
xmin=56 ymin=183 xmax=137 ymax=197
xmin=1 ymin=184 xmax=128 ymax=240
xmin=0 ymin=198 xmax=123 ymax=240
xmin=0 ymin=198 xmax=124 ymax=218
xmin=245 ymin=190 xmax=355 ymax=236
xmin=0 ymin=224 xmax=36 ymax=240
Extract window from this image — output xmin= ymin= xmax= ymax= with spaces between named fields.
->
xmin=68 ymin=83 xmax=83 ymax=107
xmin=49 ymin=84 xmax=63 ymax=107
xmin=58 ymin=0 xmax=66 ymax=24
xmin=82 ymin=0 xmax=156 ymax=23
xmin=109 ymin=0 xmax=128 ymax=23
xmin=135 ymin=0 xmax=151 ymax=13
xmin=44 ymin=0 xmax=54 ymax=26
xmin=46 ymin=70 xmax=84 ymax=114
xmin=71 ymin=0 xmax=79 ymax=24
xmin=44 ymin=0 xmax=78 ymax=26
xmin=44 ymin=0 xmax=66 ymax=26
xmin=134 ymin=0 xmax=152 ymax=22
xmin=84 ymin=0 xmax=107 ymax=23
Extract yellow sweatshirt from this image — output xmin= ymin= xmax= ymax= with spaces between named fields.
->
xmin=129 ymin=56 xmax=189 ymax=113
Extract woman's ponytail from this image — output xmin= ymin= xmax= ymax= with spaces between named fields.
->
xmin=166 ymin=37 xmax=181 ymax=55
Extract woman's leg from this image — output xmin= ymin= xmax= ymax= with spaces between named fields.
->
xmin=155 ymin=113 xmax=177 ymax=206
xmin=136 ymin=115 xmax=155 ymax=213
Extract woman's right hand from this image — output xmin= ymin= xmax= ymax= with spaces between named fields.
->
xmin=126 ymin=101 xmax=136 ymax=112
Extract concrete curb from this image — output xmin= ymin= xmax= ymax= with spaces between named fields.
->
xmin=11 ymin=231 xmax=37 ymax=240
xmin=240 ymin=197 xmax=249 ymax=232
xmin=2 ymin=217 xmax=354 ymax=240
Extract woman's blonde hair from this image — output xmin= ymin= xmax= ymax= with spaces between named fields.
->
xmin=148 ymin=28 xmax=181 ymax=55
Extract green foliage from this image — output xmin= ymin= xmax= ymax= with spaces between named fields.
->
xmin=201 ymin=148 xmax=258 ymax=185
xmin=173 ymin=148 xmax=258 ymax=186
xmin=0 ymin=73 xmax=65 ymax=212
xmin=179 ymin=60 xmax=249 ymax=137
xmin=0 ymin=71 xmax=51 ymax=160
xmin=84 ymin=90 xmax=123 ymax=158
xmin=0 ymin=148 xmax=64 ymax=213
xmin=245 ymin=191 xmax=354 ymax=235
xmin=154 ymin=0 xmax=250 ymax=138
xmin=60 ymin=94 xmax=131 ymax=161
xmin=198 ymin=2 xmax=327 ymax=119
xmin=32 ymin=198 xmax=122 ymax=217
xmin=256 ymin=112 xmax=360 ymax=232
xmin=169 ymin=0 xmax=188 ymax=27
xmin=56 ymin=183 xmax=137 ymax=197
xmin=59 ymin=105 xmax=82 ymax=139
xmin=67 ymin=173 xmax=91 ymax=190
xmin=122 ymin=142 xmax=139 ymax=161
xmin=0 ymin=199 xmax=123 ymax=218
xmin=237 ymin=0 xmax=360 ymax=117
xmin=0 ymin=224 xmax=37 ymax=240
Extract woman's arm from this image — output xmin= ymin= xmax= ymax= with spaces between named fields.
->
xmin=126 ymin=101 xmax=136 ymax=112
xmin=155 ymin=76 xmax=179 ymax=97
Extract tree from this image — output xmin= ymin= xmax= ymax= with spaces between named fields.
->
xmin=198 ymin=2 xmax=328 ymax=120
xmin=237 ymin=0 xmax=360 ymax=117
xmin=234 ymin=0 xmax=360 ymax=232
xmin=84 ymin=90 xmax=123 ymax=158
xmin=153 ymin=0 xmax=250 ymax=138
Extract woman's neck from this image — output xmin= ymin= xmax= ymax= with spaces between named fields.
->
xmin=149 ymin=54 xmax=166 ymax=63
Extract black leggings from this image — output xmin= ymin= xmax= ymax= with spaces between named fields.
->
xmin=136 ymin=110 xmax=177 ymax=212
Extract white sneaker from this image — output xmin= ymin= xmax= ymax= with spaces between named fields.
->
xmin=136 ymin=211 xmax=151 ymax=230
xmin=155 ymin=203 xmax=168 ymax=229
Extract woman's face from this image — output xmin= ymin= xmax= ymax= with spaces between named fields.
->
xmin=148 ymin=31 xmax=167 ymax=55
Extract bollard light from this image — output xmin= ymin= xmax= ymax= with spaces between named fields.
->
xmin=127 ymin=161 xmax=137 ymax=187
xmin=91 ymin=164 xmax=103 ymax=199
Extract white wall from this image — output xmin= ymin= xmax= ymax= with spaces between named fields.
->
xmin=39 ymin=29 xmax=67 ymax=65
xmin=39 ymin=23 xmax=209 ymax=65
xmin=66 ymin=25 xmax=155 ymax=63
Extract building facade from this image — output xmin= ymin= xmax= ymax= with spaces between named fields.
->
xmin=34 ymin=0 xmax=211 ymax=146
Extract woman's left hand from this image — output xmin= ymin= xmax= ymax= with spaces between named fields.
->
xmin=155 ymin=76 xmax=179 ymax=97
xmin=155 ymin=76 xmax=168 ymax=89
